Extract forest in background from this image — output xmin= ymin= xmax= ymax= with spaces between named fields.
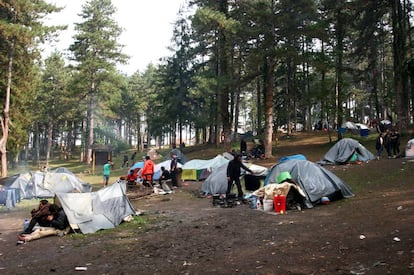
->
xmin=0 ymin=0 xmax=413 ymax=177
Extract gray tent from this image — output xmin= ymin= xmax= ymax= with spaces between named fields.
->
xmin=1 ymin=167 xmax=92 ymax=199
xmin=55 ymin=180 xmax=135 ymax=234
xmin=201 ymin=163 xmax=268 ymax=195
xmin=319 ymin=138 xmax=375 ymax=165
xmin=265 ymin=159 xmax=354 ymax=208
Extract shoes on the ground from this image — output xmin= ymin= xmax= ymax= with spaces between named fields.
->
xmin=16 ymin=240 xmax=25 ymax=246
xmin=17 ymin=235 xmax=26 ymax=241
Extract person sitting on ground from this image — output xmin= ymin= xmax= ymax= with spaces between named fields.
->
xmin=22 ymin=199 xmax=51 ymax=234
xmin=159 ymin=166 xmax=171 ymax=189
xmin=17 ymin=204 xmax=70 ymax=244
xmin=127 ymin=169 xmax=138 ymax=184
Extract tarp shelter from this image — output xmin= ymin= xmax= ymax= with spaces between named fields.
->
xmin=279 ymin=154 xmax=306 ymax=163
xmin=201 ymin=163 xmax=268 ymax=195
xmin=340 ymin=122 xmax=370 ymax=137
xmin=265 ymin=159 xmax=354 ymax=208
xmin=153 ymin=159 xmax=183 ymax=181
xmin=55 ymin=180 xmax=135 ymax=234
xmin=319 ymin=138 xmax=375 ymax=165
xmin=1 ymin=167 xmax=92 ymax=199
xmin=405 ymin=139 xmax=414 ymax=158
xmin=182 ymin=155 xmax=231 ymax=181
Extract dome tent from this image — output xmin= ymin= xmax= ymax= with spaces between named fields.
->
xmin=265 ymin=159 xmax=354 ymax=208
xmin=319 ymin=138 xmax=375 ymax=165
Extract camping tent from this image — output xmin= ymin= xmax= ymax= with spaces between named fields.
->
xmin=201 ymin=163 xmax=268 ymax=195
xmin=265 ymin=159 xmax=354 ymax=208
xmin=181 ymin=155 xmax=231 ymax=181
xmin=153 ymin=159 xmax=183 ymax=181
xmin=1 ymin=167 xmax=92 ymax=199
xmin=319 ymin=138 xmax=375 ymax=165
xmin=340 ymin=122 xmax=370 ymax=137
xmin=170 ymin=148 xmax=187 ymax=164
xmin=405 ymin=138 xmax=414 ymax=158
xmin=278 ymin=154 xmax=306 ymax=163
xmin=55 ymin=180 xmax=135 ymax=234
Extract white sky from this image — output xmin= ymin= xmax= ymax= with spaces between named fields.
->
xmin=44 ymin=0 xmax=187 ymax=75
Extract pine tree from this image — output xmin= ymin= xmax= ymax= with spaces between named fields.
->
xmin=69 ymin=0 xmax=128 ymax=163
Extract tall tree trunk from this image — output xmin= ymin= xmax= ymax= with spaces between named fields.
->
xmin=86 ymin=80 xmax=96 ymax=164
xmin=46 ymin=119 xmax=53 ymax=165
xmin=0 ymin=40 xmax=14 ymax=177
xmin=264 ymin=58 xmax=275 ymax=158
xmin=391 ymin=0 xmax=409 ymax=133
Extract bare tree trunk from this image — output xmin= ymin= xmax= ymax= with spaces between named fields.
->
xmin=86 ymin=80 xmax=96 ymax=164
xmin=391 ymin=0 xmax=409 ymax=133
xmin=264 ymin=59 xmax=275 ymax=158
xmin=45 ymin=120 xmax=53 ymax=165
xmin=0 ymin=40 xmax=14 ymax=177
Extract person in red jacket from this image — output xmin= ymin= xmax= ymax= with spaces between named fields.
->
xmin=141 ymin=155 xmax=154 ymax=187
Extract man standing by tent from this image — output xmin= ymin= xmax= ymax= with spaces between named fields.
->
xmin=226 ymin=153 xmax=253 ymax=200
xmin=141 ymin=156 xmax=155 ymax=187
xmin=103 ymin=160 xmax=113 ymax=187
xmin=170 ymin=152 xmax=179 ymax=188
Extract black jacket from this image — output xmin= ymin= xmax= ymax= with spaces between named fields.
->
xmin=226 ymin=159 xmax=252 ymax=179
xmin=50 ymin=208 xmax=69 ymax=230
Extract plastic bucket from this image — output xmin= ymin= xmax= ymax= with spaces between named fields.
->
xmin=263 ymin=199 xmax=274 ymax=212
xmin=274 ymin=195 xmax=286 ymax=214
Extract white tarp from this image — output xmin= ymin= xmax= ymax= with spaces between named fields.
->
xmin=182 ymin=155 xmax=230 ymax=171
xmin=405 ymin=139 xmax=414 ymax=158
xmin=2 ymin=167 xmax=92 ymax=199
xmin=56 ymin=180 xmax=135 ymax=234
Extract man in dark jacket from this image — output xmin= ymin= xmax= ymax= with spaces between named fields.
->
xmin=17 ymin=204 xmax=70 ymax=244
xmin=23 ymin=199 xmax=51 ymax=234
xmin=226 ymin=153 xmax=253 ymax=199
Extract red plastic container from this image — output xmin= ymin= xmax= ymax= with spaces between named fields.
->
xmin=274 ymin=195 xmax=286 ymax=214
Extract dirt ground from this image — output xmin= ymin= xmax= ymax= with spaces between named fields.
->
xmin=1 ymin=134 xmax=414 ymax=275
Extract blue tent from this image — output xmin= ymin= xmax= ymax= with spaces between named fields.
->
xmin=128 ymin=162 xmax=144 ymax=174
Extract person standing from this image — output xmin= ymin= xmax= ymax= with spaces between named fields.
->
xmin=391 ymin=129 xmax=401 ymax=158
xmin=384 ymin=129 xmax=392 ymax=158
xmin=121 ymin=154 xmax=129 ymax=168
xmin=170 ymin=152 xmax=179 ymax=188
xmin=226 ymin=153 xmax=253 ymax=200
xmin=240 ymin=138 xmax=247 ymax=156
xmin=130 ymin=151 xmax=137 ymax=165
xmin=141 ymin=156 xmax=155 ymax=187
xmin=103 ymin=160 xmax=113 ymax=187
xmin=375 ymin=133 xmax=384 ymax=160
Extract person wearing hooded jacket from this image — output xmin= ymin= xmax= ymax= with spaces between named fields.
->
xmin=17 ymin=204 xmax=70 ymax=244
xmin=141 ymin=155 xmax=155 ymax=187
xmin=226 ymin=153 xmax=253 ymax=199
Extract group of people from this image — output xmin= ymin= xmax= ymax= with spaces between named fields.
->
xmin=17 ymin=199 xmax=70 ymax=245
xmin=375 ymin=128 xmax=401 ymax=159
xmin=240 ymin=138 xmax=265 ymax=160
xmin=126 ymin=151 xmax=181 ymax=191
